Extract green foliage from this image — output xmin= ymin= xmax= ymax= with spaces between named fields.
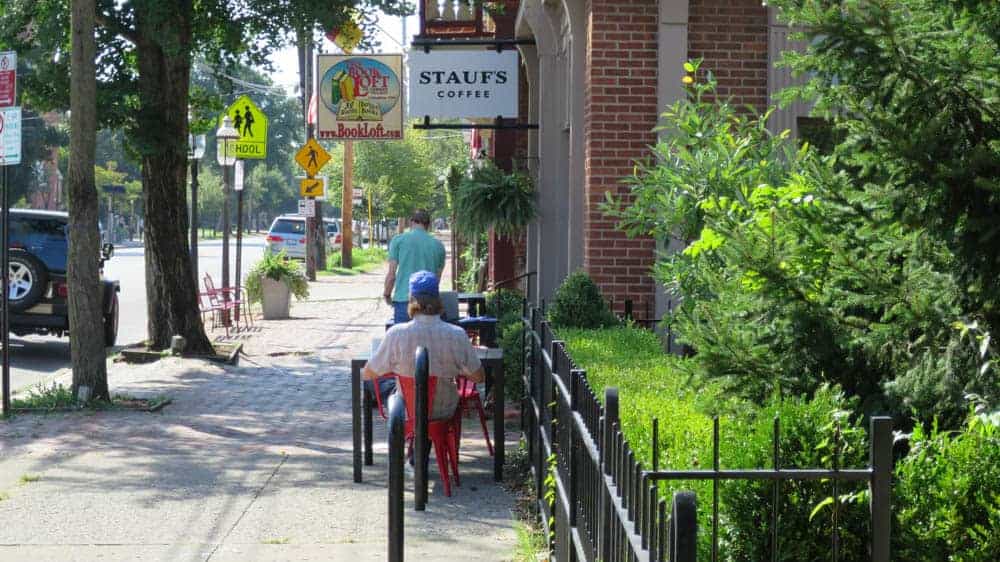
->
xmin=894 ymin=413 xmax=1000 ymax=561
xmin=548 ymin=271 xmax=618 ymax=329
xmin=562 ymin=327 xmax=868 ymax=560
xmin=453 ymin=162 xmax=537 ymax=238
xmin=487 ymin=289 xmax=527 ymax=401
xmin=245 ymin=250 xmax=309 ymax=304
xmin=326 ymin=247 xmax=387 ymax=275
xmin=610 ymin=56 xmax=998 ymax=426
xmin=459 ymin=231 xmax=488 ymax=293
xmin=10 ymin=383 xmax=78 ymax=412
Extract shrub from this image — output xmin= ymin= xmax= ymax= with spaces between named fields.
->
xmin=548 ymin=271 xmax=618 ymax=329
xmin=487 ymin=289 xmax=527 ymax=401
xmin=245 ymin=250 xmax=309 ymax=304
xmin=894 ymin=413 xmax=1000 ymax=561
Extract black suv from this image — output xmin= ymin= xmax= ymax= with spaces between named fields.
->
xmin=7 ymin=209 xmax=120 ymax=346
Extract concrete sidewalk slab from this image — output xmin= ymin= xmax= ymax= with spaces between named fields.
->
xmin=0 ymin=267 xmax=518 ymax=561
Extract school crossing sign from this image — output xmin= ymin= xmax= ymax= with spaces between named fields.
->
xmin=218 ymin=95 xmax=268 ymax=159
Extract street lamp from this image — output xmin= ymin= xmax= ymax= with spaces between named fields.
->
xmin=188 ymin=133 xmax=206 ymax=286
xmin=216 ymin=116 xmax=239 ymax=316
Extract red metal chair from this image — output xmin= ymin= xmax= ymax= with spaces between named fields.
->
xmin=374 ymin=374 xmax=461 ymax=496
xmin=456 ymin=375 xmax=493 ymax=456
xmin=203 ymin=274 xmax=252 ymax=331
xmin=198 ymin=291 xmax=230 ymax=338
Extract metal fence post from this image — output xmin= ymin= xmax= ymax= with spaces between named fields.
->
xmin=870 ymin=416 xmax=893 ymax=562
xmin=672 ymin=491 xmax=697 ymax=562
xmin=387 ymin=393 xmax=406 ymax=562
xmin=599 ymin=387 xmax=620 ymax=561
xmin=414 ymin=347 xmax=429 ymax=511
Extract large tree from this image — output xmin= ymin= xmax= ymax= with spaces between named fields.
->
xmin=1 ymin=0 xmax=408 ymax=351
xmin=67 ymin=0 xmax=108 ymax=399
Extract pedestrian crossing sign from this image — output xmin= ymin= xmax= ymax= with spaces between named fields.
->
xmin=295 ymin=138 xmax=331 ymax=177
xmin=219 ymin=95 xmax=268 ymax=159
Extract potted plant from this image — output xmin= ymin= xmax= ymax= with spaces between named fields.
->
xmin=245 ymin=250 xmax=309 ymax=319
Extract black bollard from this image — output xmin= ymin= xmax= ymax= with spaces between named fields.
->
xmin=387 ymin=393 xmax=405 ymax=562
xmin=414 ymin=347 xmax=430 ymax=511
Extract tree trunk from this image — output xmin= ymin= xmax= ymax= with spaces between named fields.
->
xmin=68 ymin=0 xmax=109 ymax=400
xmin=135 ymin=1 xmax=212 ymax=352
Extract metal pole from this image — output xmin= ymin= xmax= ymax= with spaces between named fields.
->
xmin=414 ymin=346 xmax=429 ymax=511
xmin=342 ymin=140 xmax=354 ymax=268
xmin=107 ymin=193 xmax=113 ymax=245
xmin=221 ymin=147 xmax=231 ymax=318
xmin=387 ymin=393 xmax=406 ymax=562
xmin=1 ymin=165 xmax=9 ymax=415
xmin=190 ymin=158 xmax=199 ymax=287
xmin=235 ymin=182 xmax=244 ymax=323
xmin=870 ymin=416 xmax=893 ymax=562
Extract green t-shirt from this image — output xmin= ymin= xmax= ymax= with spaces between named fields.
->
xmin=388 ymin=227 xmax=446 ymax=302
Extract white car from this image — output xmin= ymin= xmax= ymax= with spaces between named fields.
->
xmin=266 ymin=215 xmax=341 ymax=258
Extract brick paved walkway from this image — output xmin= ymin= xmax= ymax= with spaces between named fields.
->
xmin=0 ymin=255 xmax=518 ymax=561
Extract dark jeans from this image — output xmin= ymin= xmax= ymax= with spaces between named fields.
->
xmin=364 ymin=376 xmax=397 ymax=406
xmin=392 ymin=301 xmax=409 ymax=324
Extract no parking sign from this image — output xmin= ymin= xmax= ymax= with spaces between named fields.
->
xmin=0 ymin=106 xmax=21 ymax=166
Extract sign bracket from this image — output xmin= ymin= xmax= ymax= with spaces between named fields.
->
xmin=412 ymin=38 xmax=536 ymax=54
xmin=413 ymin=115 xmax=538 ymax=131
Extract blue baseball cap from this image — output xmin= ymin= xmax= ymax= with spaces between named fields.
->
xmin=409 ymin=270 xmax=440 ymax=298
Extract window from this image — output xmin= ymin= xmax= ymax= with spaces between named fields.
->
xmin=270 ymin=219 xmax=306 ymax=235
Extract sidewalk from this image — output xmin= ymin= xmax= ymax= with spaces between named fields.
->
xmin=0 ymin=264 xmax=518 ymax=561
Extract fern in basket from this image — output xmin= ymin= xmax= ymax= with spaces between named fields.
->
xmin=245 ymin=250 xmax=310 ymax=304
xmin=454 ymin=162 xmax=537 ymax=238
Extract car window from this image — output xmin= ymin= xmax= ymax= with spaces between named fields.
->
xmin=270 ymin=219 xmax=306 ymax=235
xmin=325 ymin=221 xmax=339 ymax=234
xmin=10 ymin=216 xmax=67 ymax=242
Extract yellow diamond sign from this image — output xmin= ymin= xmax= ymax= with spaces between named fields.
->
xmin=295 ymin=138 xmax=331 ymax=177
xmin=219 ymin=95 xmax=268 ymax=159
xmin=300 ymin=177 xmax=326 ymax=197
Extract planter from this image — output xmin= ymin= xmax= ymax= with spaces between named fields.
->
xmin=261 ymin=277 xmax=291 ymax=319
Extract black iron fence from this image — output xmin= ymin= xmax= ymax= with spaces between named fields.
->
xmin=521 ymin=304 xmax=893 ymax=562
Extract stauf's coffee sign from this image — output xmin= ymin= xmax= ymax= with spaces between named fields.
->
xmin=408 ymin=51 xmax=518 ymax=119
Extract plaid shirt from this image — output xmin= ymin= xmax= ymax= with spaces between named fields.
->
xmin=366 ymin=314 xmax=482 ymax=419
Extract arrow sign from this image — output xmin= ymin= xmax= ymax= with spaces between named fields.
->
xmin=299 ymin=176 xmax=326 ymax=197
xmin=0 ymin=52 xmax=15 ymax=108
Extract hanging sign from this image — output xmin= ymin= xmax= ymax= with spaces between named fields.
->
xmin=0 ymin=52 xmax=15 ymax=108
xmin=316 ymin=54 xmax=404 ymax=141
xmin=407 ymin=51 xmax=518 ymax=119
xmin=218 ymin=95 xmax=269 ymax=159
xmin=0 ymin=106 xmax=22 ymax=166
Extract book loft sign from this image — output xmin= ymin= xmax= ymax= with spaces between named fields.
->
xmin=407 ymin=50 xmax=519 ymax=119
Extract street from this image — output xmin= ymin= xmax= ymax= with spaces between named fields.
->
xmin=8 ymin=237 xmax=266 ymax=393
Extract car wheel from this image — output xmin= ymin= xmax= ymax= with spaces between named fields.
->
xmin=8 ymin=249 xmax=48 ymax=313
xmin=103 ymin=293 xmax=119 ymax=347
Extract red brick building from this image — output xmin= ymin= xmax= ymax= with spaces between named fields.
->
xmin=419 ymin=1 xmax=807 ymax=317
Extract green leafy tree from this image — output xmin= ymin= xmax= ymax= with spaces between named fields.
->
xmin=0 ymin=0 xmax=409 ymax=351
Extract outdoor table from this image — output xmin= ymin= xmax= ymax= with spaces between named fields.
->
xmin=457 ymin=292 xmax=487 ymax=316
xmin=384 ymin=316 xmax=498 ymax=348
xmin=352 ymin=346 xmax=505 ymax=484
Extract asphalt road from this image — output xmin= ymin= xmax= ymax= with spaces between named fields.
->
xmin=6 ymin=236 xmax=266 ymax=393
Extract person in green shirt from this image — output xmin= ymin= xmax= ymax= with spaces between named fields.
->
xmin=383 ymin=209 xmax=446 ymax=323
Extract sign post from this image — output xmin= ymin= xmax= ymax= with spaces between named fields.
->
xmin=0 ymin=51 xmax=16 ymax=416
xmin=233 ymin=160 xmax=245 ymax=321
xmin=294 ymin=138 xmax=330 ymax=270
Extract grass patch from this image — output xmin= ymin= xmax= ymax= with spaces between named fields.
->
xmin=324 ymin=247 xmax=387 ymax=275
xmin=261 ymin=537 xmax=290 ymax=544
xmin=11 ymin=383 xmax=77 ymax=412
xmin=7 ymin=383 xmax=172 ymax=415
xmin=513 ymin=520 xmax=548 ymax=562
xmin=0 ymin=491 xmax=10 ymax=501
xmin=19 ymin=474 xmax=40 ymax=484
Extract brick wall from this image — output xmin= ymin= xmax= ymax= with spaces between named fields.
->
xmin=583 ymin=0 xmax=659 ymax=313
xmin=687 ymin=0 xmax=769 ymax=112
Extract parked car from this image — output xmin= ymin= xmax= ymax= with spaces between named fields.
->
xmin=266 ymin=215 xmax=341 ymax=259
xmin=8 ymin=209 xmax=120 ymax=346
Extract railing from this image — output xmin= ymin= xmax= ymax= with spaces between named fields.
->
xmin=521 ymin=304 xmax=893 ymax=561
xmin=419 ymin=0 xmax=495 ymax=37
